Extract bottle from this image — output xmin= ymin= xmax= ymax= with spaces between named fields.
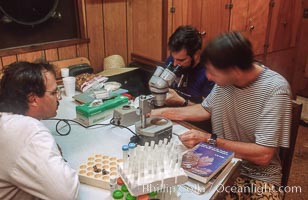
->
xmin=122 ymin=144 xmax=129 ymax=171
xmin=121 ymin=184 xmax=129 ymax=198
xmin=137 ymin=194 xmax=149 ymax=200
xmin=117 ymin=177 xmax=124 ymax=187
xmin=126 ymin=193 xmax=137 ymax=200
xmin=148 ymin=191 xmax=157 ymax=199
xmin=112 ymin=190 xmax=124 ymax=200
xmin=109 ymin=175 xmax=117 ymax=192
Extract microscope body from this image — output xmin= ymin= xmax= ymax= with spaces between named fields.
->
xmin=148 ymin=65 xmax=179 ymax=107
xmin=134 ymin=95 xmax=172 ymax=145
xmin=135 ymin=64 xmax=181 ymax=145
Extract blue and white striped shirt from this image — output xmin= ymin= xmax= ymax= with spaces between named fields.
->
xmin=201 ymin=66 xmax=292 ymax=186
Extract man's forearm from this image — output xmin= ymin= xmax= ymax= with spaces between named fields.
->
xmin=151 ymin=104 xmax=210 ymax=121
xmin=217 ymin=138 xmax=276 ymax=166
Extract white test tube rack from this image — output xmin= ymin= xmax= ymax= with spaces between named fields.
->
xmin=117 ymin=139 xmax=188 ymax=196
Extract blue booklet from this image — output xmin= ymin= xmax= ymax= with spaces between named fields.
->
xmin=181 ymin=142 xmax=234 ymax=184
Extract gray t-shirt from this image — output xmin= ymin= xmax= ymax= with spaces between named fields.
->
xmin=201 ymin=67 xmax=291 ymax=186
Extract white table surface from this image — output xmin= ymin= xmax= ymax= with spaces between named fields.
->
xmin=42 ymin=95 xmax=240 ymax=200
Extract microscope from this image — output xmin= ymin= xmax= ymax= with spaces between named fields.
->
xmin=135 ymin=63 xmax=181 ymax=145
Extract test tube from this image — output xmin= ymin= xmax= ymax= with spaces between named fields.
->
xmin=110 ymin=175 xmax=117 ymax=192
xmin=128 ymin=143 xmax=137 ymax=157
xmin=122 ymin=145 xmax=129 ymax=171
xmin=128 ymin=143 xmax=137 ymax=175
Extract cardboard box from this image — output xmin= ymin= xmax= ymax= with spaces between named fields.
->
xmin=76 ymin=95 xmax=129 ymax=126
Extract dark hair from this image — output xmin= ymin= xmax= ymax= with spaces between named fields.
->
xmin=0 ymin=61 xmax=55 ymax=115
xmin=201 ymin=31 xmax=254 ymax=70
xmin=168 ymin=25 xmax=202 ymax=57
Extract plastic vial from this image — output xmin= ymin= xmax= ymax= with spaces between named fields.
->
xmin=121 ymin=184 xmax=129 ymax=197
xmin=125 ymin=193 xmax=137 ymax=200
xmin=122 ymin=144 xmax=129 ymax=170
xmin=112 ymin=190 xmax=124 ymax=200
xmin=148 ymin=191 xmax=157 ymax=199
xmin=128 ymin=143 xmax=137 ymax=157
xmin=110 ymin=175 xmax=117 ymax=192
xmin=117 ymin=177 xmax=124 ymax=187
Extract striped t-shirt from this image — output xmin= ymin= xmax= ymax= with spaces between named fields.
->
xmin=201 ymin=66 xmax=292 ymax=186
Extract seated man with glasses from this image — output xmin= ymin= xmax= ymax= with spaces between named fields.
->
xmin=0 ymin=61 xmax=79 ymax=200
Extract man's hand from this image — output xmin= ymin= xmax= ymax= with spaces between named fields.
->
xmin=179 ymin=129 xmax=210 ymax=148
xmin=165 ymin=88 xmax=186 ymax=106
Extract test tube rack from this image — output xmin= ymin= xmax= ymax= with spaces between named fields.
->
xmin=78 ymin=154 xmax=123 ymax=189
xmin=118 ymin=140 xmax=188 ymax=196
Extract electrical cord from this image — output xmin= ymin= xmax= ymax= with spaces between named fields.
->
xmin=109 ymin=118 xmax=138 ymax=137
xmin=44 ymin=118 xmax=138 ymax=138
xmin=109 ymin=118 xmax=141 ymax=145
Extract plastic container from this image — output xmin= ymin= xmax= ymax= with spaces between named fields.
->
xmin=117 ymin=177 xmax=124 ymax=186
xmin=148 ymin=191 xmax=157 ymax=199
xmin=126 ymin=193 xmax=137 ymax=200
xmin=121 ymin=184 xmax=129 ymax=193
xmin=110 ymin=175 xmax=117 ymax=192
xmin=112 ymin=190 xmax=124 ymax=200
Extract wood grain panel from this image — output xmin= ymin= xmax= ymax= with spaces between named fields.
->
xmin=186 ymin=0 xmax=202 ymax=30
xmin=266 ymin=48 xmax=296 ymax=83
xmin=269 ymin=0 xmax=302 ymax=52
xmin=306 ymin=56 xmax=308 ymax=77
xmin=45 ymin=49 xmax=59 ymax=62
xmin=295 ymin=18 xmax=308 ymax=93
xmin=231 ymin=0 xmax=269 ymax=55
xmin=127 ymin=0 xmax=133 ymax=63
xmin=290 ymin=0 xmax=302 ymax=47
xmin=58 ymin=45 xmax=77 ymax=60
xmin=201 ymin=0 xmax=230 ymax=45
xmin=171 ymin=0 xmax=185 ymax=32
xmin=230 ymin=0 xmax=249 ymax=32
xmin=85 ymin=0 xmax=105 ymax=72
xmin=17 ymin=51 xmax=45 ymax=62
xmin=171 ymin=0 xmax=202 ymax=32
xmin=167 ymin=0 xmax=173 ymax=45
xmin=2 ymin=55 xmax=17 ymax=66
xmin=103 ymin=0 xmax=128 ymax=64
xmin=77 ymin=43 xmax=89 ymax=58
xmin=244 ymin=0 xmax=269 ymax=55
xmin=130 ymin=0 xmax=163 ymax=61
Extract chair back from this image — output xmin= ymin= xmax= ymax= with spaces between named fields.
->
xmin=279 ymin=101 xmax=302 ymax=187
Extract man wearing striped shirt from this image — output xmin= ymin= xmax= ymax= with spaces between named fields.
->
xmin=151 ymin=32 xmax=291 ymax=199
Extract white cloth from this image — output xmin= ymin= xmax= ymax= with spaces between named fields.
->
xmin=0 ymin=113 xmax=79 ymax=200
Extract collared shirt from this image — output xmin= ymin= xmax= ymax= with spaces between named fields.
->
xmin=0 ymin=113 xmax=79 ymax=200
xmin=166 ymin=56 xmax=214 ymax=103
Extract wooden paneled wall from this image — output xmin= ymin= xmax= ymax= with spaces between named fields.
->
xmin=0 ymin=0 xmax=307 ymax=97
xmin=0 ymin=0 xmax=129 ymax=73
xmin=292 ymin=0 xmax=308 ymax=96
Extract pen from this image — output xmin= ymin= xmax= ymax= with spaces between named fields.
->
xmin=173 ymin=132 xmax=180 ymax=137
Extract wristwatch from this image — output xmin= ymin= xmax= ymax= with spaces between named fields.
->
xmin=207 ymin=134 xmax=217 ymax=146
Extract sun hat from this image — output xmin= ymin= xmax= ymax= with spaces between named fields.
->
xmin=98 ymin=55 xmax=138 ymax=77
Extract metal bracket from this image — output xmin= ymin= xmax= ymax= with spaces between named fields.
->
xmin=225 ymin=3 xmax=233 ymax=9
xmin=170 ymin=6 xmax=176 ymax=13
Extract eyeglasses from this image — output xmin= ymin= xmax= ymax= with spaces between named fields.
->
xmin=46 ymin=88 xmax=62 ymax=100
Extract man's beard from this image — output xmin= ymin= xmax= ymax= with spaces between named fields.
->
xmin=190 ymin=57 xmax=195 ymax=67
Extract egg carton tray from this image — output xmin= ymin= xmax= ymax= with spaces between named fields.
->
xmin=78 ymin=154 xmax=123 ymax=189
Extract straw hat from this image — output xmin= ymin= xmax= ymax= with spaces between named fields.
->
xmin=98 ymin=55 xmax=138 ymax=76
